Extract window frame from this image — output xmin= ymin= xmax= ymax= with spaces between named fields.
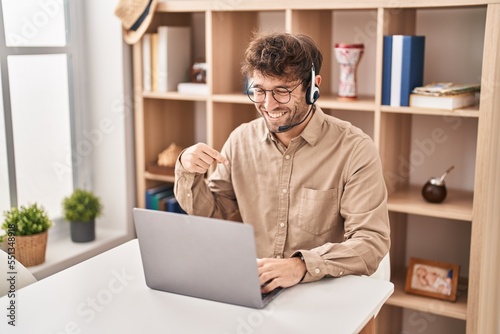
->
xmin=0 ymin=0 xmax=88 ymax=214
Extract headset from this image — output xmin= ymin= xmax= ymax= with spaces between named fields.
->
xmin=277 ymin=63 xmax=320 ymax=132
xmin=306 ymin=63 xmax=320 ymax=105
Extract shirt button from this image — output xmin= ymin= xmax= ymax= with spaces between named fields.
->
xmin=285 ymin=155 xmax=290 ymax=160
xmin=276 ymin=255 xmax=282 ymax=259
xmin=282 ymin=188 xmax=287 ymax=194
xmin=314 ymin=268 xmax=320 ymax=274
xmin=279 ymin=223 xmax=285 ymax=228
xmin=339 ymin=271 xmax=344 ymax=276
xmin=187 ymin=193 xmax=191 ymax=197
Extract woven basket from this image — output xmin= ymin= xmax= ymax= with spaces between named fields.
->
xmin=14 ymin=230 xmax=48 ymax=267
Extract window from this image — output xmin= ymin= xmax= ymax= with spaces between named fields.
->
xmin=0 ymin=0 xmax=85 ymax=218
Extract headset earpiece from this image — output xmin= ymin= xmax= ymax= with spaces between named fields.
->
xmin=306 ymin=63 xmax=320 ymax=105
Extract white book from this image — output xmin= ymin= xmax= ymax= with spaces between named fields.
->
xmin=177 ymin=82 xmax=209 ymax=95
xmin=142 ymin=33 xmax=152 ymax=92
xmin=390 ymin=35 xmax=403 ymax=107
xmin=157 ymin=26 xmax=191 ymax=92
xmin=409 ymin=92 xmax=477 ymax=110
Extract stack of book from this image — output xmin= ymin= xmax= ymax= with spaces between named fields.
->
xmin=142 ymin=26 xmax=191 ymax=92
xmin=382 ymin=35 xmax=426 ymax=107
xmin=409 ymin=82 xmax=480 ymax=110
xmin=145 ymin=184 xmax=186 ymax=214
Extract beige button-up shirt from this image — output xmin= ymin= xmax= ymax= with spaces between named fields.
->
xmin=174 ymin=107 xmax=390 ymax=283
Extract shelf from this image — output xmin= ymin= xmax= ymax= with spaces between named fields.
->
xmin=319 ymin=95 xmax=376 ymax=112
xmin=143 ymin=91 xmax=208 ymax=101
xmin=212 ymin=93 xmax=253 ymax=104
xmin=387 ymin=186 xmax=473 ymax=221
xmin=386 ymin=268 xmax=468 ymax=320
xmin=381 ymin=104 xmax=480 ymax=118
xmin=131 ymin=3 xmax=500 ymax=332
xmin=144 ymin=171 xmax=175 ymax=183
xmin=211 ymin=93 xmax=376 ymax=112
xmin=156 ymin=1 xmax=489 ymax=12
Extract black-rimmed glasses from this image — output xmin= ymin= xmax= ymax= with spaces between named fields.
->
xmin=247 ymin=81 xmax=302 ymax=104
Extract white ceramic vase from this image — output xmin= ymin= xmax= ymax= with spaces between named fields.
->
xmin=334 ymin=43 xmax=364 ymax=99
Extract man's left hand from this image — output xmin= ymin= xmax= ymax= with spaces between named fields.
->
xmin=257 ymin=257 xmax=307 ymax=294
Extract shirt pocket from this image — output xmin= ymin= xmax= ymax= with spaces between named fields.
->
xmin=298 ymin=187 xmax=339 ymax=235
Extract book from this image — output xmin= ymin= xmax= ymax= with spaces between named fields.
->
xmin=142 ymin=33 xmax=152 ymax=92
xmin=381 ymin=36 xmax=392 ymax=105
xmin=412 ymin=82 xmax=480 ymax=96
xmin=399 ymin=36 xmax=425 ymax=106
xmin=389 ymin=35 xmax=403 ymax=106
xmin=150 ymin=33 xmax=158 ymax=91
xmin=157 ymin=26 xmax=191 ymax=92
xmin=177 ymin=82 xmax=209 ymax=95
xmin=409 ymin=92 xmax=477 ymax=110
xmin=166 ymin=196 xmax=186 ymax=214
xmin=145 ymin=184 xmax=172 ymax=209
xmin=151 ymin=188 xmax=174 ymax=210
xmin=383 ymin=35 xmax=425 ymax=106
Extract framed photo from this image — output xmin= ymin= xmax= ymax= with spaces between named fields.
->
xmin=405 ymin=257 xmax=460 ymax=302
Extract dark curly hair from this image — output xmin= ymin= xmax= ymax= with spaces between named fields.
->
xmin=241 ymin=32 xmax=323 ymax=91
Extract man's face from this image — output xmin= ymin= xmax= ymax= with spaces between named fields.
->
xmin=250 ymin=72 xmax=310 ymax=134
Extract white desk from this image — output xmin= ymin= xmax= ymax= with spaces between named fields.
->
xmin=0 ymin=239 xmax=393 ymax=334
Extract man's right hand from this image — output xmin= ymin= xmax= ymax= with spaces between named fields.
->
xmin=180 ymin=143 xmax=229 ymax=174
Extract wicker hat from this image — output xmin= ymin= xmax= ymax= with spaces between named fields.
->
xmin=115 ymin=0 xmax=159 ymax=45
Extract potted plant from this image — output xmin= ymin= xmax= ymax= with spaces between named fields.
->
xmin=0 ymin=203 xmax=52 ymax=267
xmin=62 ymin=189 xmax=103 ymax=243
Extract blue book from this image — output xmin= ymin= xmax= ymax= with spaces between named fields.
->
xmin=152 ymin=188 xmax=174 ymax=210
xmin=400 ymin=35 xmax=425 ymax=106
xmin=389 ymin=35 xmax=425 ymax=107
xmin=145 ymin=184 xmax=173 ymax=209
xmin=166 ymin=196 xmax=186 ymax=214
xmin=381 ymin=36 xmax=393 ymax=105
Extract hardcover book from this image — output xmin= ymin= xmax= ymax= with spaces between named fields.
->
xmin=142 ymin=33 xmax=152 ymax=92
xmin=145 ymin=184 xmax=173 ymax=210
xmin=382 ymin=35 xmax=425 ymax=106
xmin=157 ymin=26 xmax=191 ymax=92
xmin=409 ymin=92 xmax=477 ymax=110
xmin=178 ymin=82 xmax=209 ymax=95
xmin=151 ymin=33 xmax=158 ymax=91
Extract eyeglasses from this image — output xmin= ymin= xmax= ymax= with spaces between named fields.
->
xmin=247 ymin=81 xmax=303 ymax=104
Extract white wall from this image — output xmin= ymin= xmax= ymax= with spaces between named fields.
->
xmin=82 ymin=0 xmax=135 ymax=236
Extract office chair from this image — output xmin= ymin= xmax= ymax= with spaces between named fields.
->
xmin=363 ymin=252 xmax=391 ymax=332
xmin=369 ymin=252 xmax=391 ymax=281
xmin=0 ymin=249 xmax=37 ymax=297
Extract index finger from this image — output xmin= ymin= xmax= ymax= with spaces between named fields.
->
xmin=204 ymin=146 xmax=229 ymax=166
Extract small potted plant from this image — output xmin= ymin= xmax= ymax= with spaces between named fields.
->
xmin=62 ymin=189 xmax=103 ymax=243
xmin=0 ymin=203 xmax=53 ymax=267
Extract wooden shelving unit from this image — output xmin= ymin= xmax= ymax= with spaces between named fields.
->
xmin=130 ymin=1 xmax=500 ymax=333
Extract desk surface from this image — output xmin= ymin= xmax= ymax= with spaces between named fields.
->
xmin=0 ymin=239 xmax=393 ymax=334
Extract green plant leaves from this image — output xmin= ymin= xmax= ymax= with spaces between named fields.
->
xmin=62 ymin=189 xmax=103 ymax=222
xmin=1 ymin=203 xmax=52 ymax=239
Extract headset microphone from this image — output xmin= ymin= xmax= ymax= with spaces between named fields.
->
xmin=277 ymin=104 xmax=314 ymax=132
xmin=277 ymin=63 xmax=320 ymax=132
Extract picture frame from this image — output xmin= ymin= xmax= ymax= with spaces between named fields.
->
xmin=405 ymin=257 xmax=460 ymax=302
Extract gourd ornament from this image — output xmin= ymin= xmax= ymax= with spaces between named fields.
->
xmin=421 ymin=166 xmax=455 ymax=203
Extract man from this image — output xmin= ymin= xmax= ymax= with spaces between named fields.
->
xmin=174 ymin=32 xmax=390 ymax=294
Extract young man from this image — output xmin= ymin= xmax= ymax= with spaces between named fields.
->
xmin=174 ymin=32 xmax=390 ymax=294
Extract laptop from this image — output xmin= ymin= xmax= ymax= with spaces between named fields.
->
xmin=132 ymin=208 xmax=283 ymax=309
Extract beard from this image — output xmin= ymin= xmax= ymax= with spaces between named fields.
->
xmin=259 ymin=100 xmax=310 ymax=133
